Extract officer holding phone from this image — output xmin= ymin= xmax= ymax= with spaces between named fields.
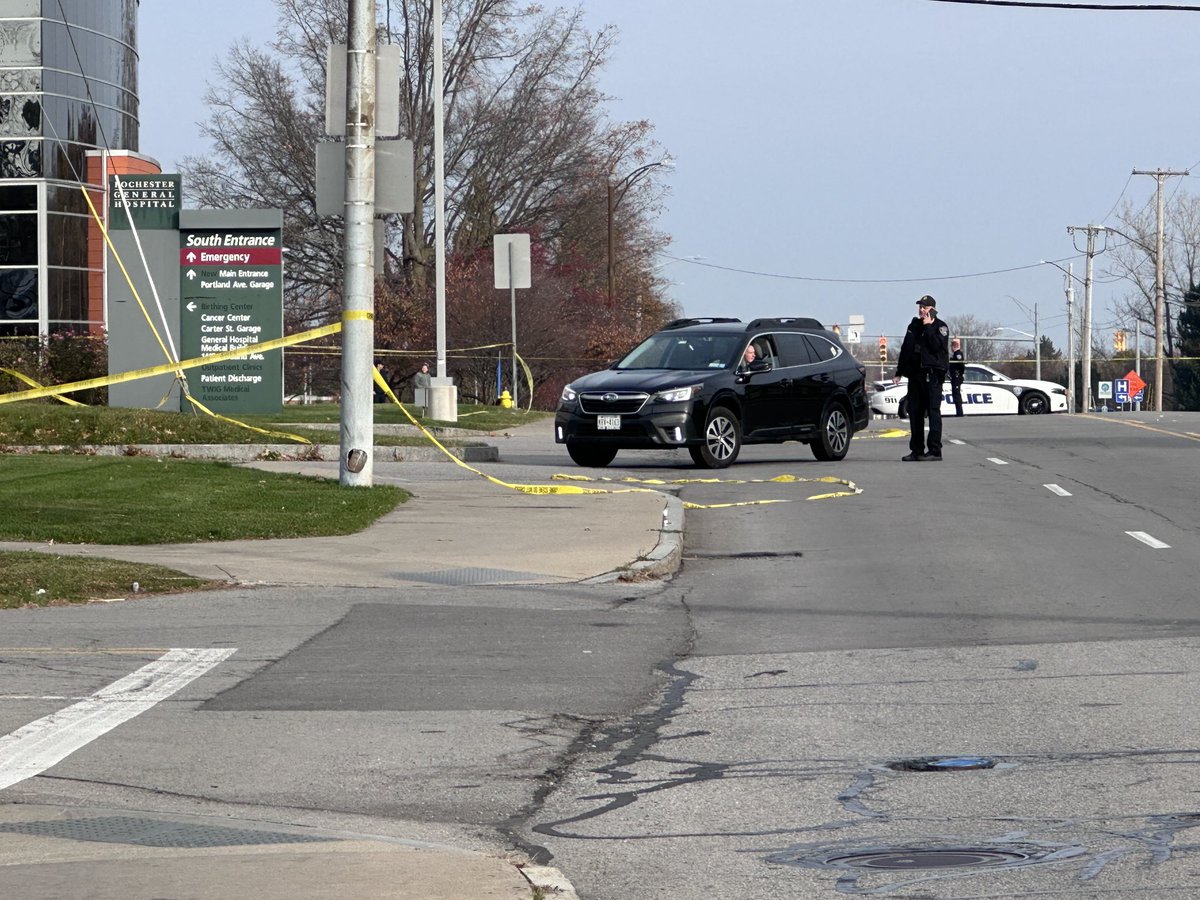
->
xmin=893 ymin=295 xmax=949 ymax=460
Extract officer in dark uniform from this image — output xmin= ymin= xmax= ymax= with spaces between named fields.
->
xmin=893 ymin=295 xmax=950 ymax=460
xmin=948 ymin=338 xmax=965 ymax=417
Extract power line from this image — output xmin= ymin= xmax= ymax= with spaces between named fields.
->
xmin=925 ymin=0 xmax=1200 ymax=10
xmin=660 ymin=253 xmax=1083 ymax=285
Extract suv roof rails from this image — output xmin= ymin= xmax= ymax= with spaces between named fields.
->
xmin=746 ymin=317 xmax=824 ymax=331
xmin=662 ymin=317 xmax=743 ymax=329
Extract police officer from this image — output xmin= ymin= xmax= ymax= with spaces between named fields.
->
xmin=893 ymin=295 xmax=949 ymax=460
xmin=948 ymin=337 xmax=965 ymax=417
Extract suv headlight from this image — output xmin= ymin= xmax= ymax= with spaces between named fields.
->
xmin=560 ymin=385 xmax=578 ymax=403
xmin=655 ymin=385 xmax=701 ymax=403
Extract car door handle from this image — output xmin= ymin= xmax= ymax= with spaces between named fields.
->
xmin=779 ymin=378 xmax=793 ymax=387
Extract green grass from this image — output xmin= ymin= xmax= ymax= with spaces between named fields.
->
xmin=0 ymin=456 xmax=406 ymax=544
xmin=0 ymin=550 xmax=219 ymax=610
xmin=0 ymin=402 xmax=548 ymax=447
xmin=0 ymin=401 xmax=540 ymax=608
xmin=248 ymin=401 xmax=550 ymax=432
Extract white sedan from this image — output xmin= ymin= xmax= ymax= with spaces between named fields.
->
xmin=870 ymin=364 xmax=1069 ymax=418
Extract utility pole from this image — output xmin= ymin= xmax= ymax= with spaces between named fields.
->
xmin=339 ymin=0 xmax=377 ymax=486
xmin=1065 ymin=263 xmax=1075 ymax=413
xmin=1133 ymin=168 xmax=1188 ymax=411
xmin=1067 ymin=225 xmax=1104 ymax=413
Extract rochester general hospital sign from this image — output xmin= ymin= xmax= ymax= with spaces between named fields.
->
xmin=109 ymin=174 xmax=181 ymax=230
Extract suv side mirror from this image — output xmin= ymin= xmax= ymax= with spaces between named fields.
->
xmin=747 ymin=359 xmax=772 ymax=373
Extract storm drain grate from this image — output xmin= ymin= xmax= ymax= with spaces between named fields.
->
xmin=0 ymin=816 xmax=336 ymax=848
xmin=398 ymin=567 xmax=544 ymax=585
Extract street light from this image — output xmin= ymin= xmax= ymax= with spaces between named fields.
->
xmin=993 ymin=326 xmax=1040 ymax=381
xmin=1041 ymin=258 xmax=1084 ymax=412
xmin=608 ymin=156 xmax=674 ymax=305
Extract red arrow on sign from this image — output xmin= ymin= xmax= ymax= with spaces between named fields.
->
xmin=1125 ymin=369 xmax=1147 ymax=398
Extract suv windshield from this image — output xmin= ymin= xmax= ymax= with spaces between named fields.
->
xmin=616 ymin=332 xmax=744 ymax=371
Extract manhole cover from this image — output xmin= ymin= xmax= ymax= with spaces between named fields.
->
xmin=888 ymin=756 xmax=996 ymax=772
xmin=826 ymin=848 xmax=1029 ymax=870
xmin=770 ymin=839 xmax=1086 ymax=874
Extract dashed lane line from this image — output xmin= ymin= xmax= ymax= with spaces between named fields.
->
xmin=1044 ymin=484 xmax=1073 ymax=497
xmin=987 ymin=457 xmax=1009 ymax=465
xmin=1126 ymin=531 xmax=1171 ymax=549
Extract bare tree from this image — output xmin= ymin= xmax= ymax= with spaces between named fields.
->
xmin=185 ymin=1 xmax=669 ymax=300
xmin=1106 ymin=192 xmax=1200 ymax=357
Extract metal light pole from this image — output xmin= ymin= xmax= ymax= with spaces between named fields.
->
xmin=1041 ymin=259 xmax=1079 ymax=412
xmin=339 ymin=0 xmax=377 ymax=486
xmin=1005 ymin=297 xmax=1041 ymax=380
xmin=428 ymin=0 xmax=457 ymax=421
xmin=607 ymin=157 xmax=673 ymax=305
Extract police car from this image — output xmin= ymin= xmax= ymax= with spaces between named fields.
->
xmin=870 ymin=364 xmax=1068 ymax=418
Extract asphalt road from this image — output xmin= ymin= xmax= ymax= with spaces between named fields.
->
xmin=529 ymin=411 xmax=1200 ymax=898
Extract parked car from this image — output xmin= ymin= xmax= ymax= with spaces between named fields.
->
xmin=870 ymin=363 xmax=1068 ymax=418
xmin=554 ymin=317 xmax=870 ymax=468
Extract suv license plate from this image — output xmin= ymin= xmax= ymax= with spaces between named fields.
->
xmin=597 ymin=415 xmax=621 ymax=430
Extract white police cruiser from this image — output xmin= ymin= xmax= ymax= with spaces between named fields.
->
xmin=870 ymin=363 xmax=1068 ymax=418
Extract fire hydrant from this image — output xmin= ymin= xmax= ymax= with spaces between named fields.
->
xmin=499 ymin=390 xmax=513 ymax=409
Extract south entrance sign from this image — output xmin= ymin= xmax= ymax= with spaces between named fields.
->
xmin=178 ymin=226 xmax=284 ymax=413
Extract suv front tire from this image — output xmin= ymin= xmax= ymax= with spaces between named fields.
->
xmin=689 ymin=405 xmax=741 ymax=468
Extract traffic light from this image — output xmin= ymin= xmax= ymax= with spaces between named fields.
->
xmin=1113 ymin=330 xmax=1127 ymax=353
xmin=878 ymin=335 xmax=888 ymax=363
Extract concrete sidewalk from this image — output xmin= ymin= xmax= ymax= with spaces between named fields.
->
xmin=0 ymin=804 xmax=561 ymax=900
xmin=0 ymin=420 xmax=681 ymax=899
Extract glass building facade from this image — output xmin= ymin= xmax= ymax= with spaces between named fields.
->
xmin=0 ymin=0 xmax=139 ymax=335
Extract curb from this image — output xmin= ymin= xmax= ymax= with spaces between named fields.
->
xmin=520 ymin=864 xmax=581 ymax=899
xmin=585 ymin=493 xmax=684 ymax=584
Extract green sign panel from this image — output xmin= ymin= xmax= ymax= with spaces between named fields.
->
xmin=109 ymin=174 xmax=180 ymax=230
xmin=177 ymin=229 xmax=283 ymax=414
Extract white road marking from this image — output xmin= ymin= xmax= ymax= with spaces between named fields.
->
xmin=0 ymin=648 xmax=236 ymax=791
xmin=987 ymin=457 xmax=1008 ymax=465
xmin=1044 ymin=484 xmax=1072 ymax=496
xmin=1126 ymin=531 xmax=1170 ymax=549
xmin=949 ymin=439 xmax=966 ymax=445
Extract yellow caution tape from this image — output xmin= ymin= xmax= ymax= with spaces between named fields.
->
xmin=0 ymin=323 xmax=341 ymax=406
xmin=551 ymin=472 xmax=862 ymax=505
xmin=181 ymin=393 xmax=311 ymax=444
xmin=371 ymin=368 xmax=661 ymax=497
xmin=80 ymin=185 xmax=181 ymax=377
xmin=0 ymin=368 xmax=84 ymax=406
xmin=370 ymin=369 xmax=863 ymax=505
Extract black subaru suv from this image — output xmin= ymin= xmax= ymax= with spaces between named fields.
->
xmin=554 ymin=317 xmax=869 ymax=468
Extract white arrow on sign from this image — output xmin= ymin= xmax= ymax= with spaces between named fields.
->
xmin=186 ymin=251 xmax=196 ymax=263
xmin=186 ymin=301 xmax=197 ymax=312
xmin=186 ymin=270 xmax=197 ymax=280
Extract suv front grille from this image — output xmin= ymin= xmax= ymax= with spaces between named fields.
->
xmin=579 ymin=392 xmax=649 ymax=415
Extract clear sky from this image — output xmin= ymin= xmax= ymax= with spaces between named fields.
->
xmin=139 ymin=0 xmax=1200 ymax=354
